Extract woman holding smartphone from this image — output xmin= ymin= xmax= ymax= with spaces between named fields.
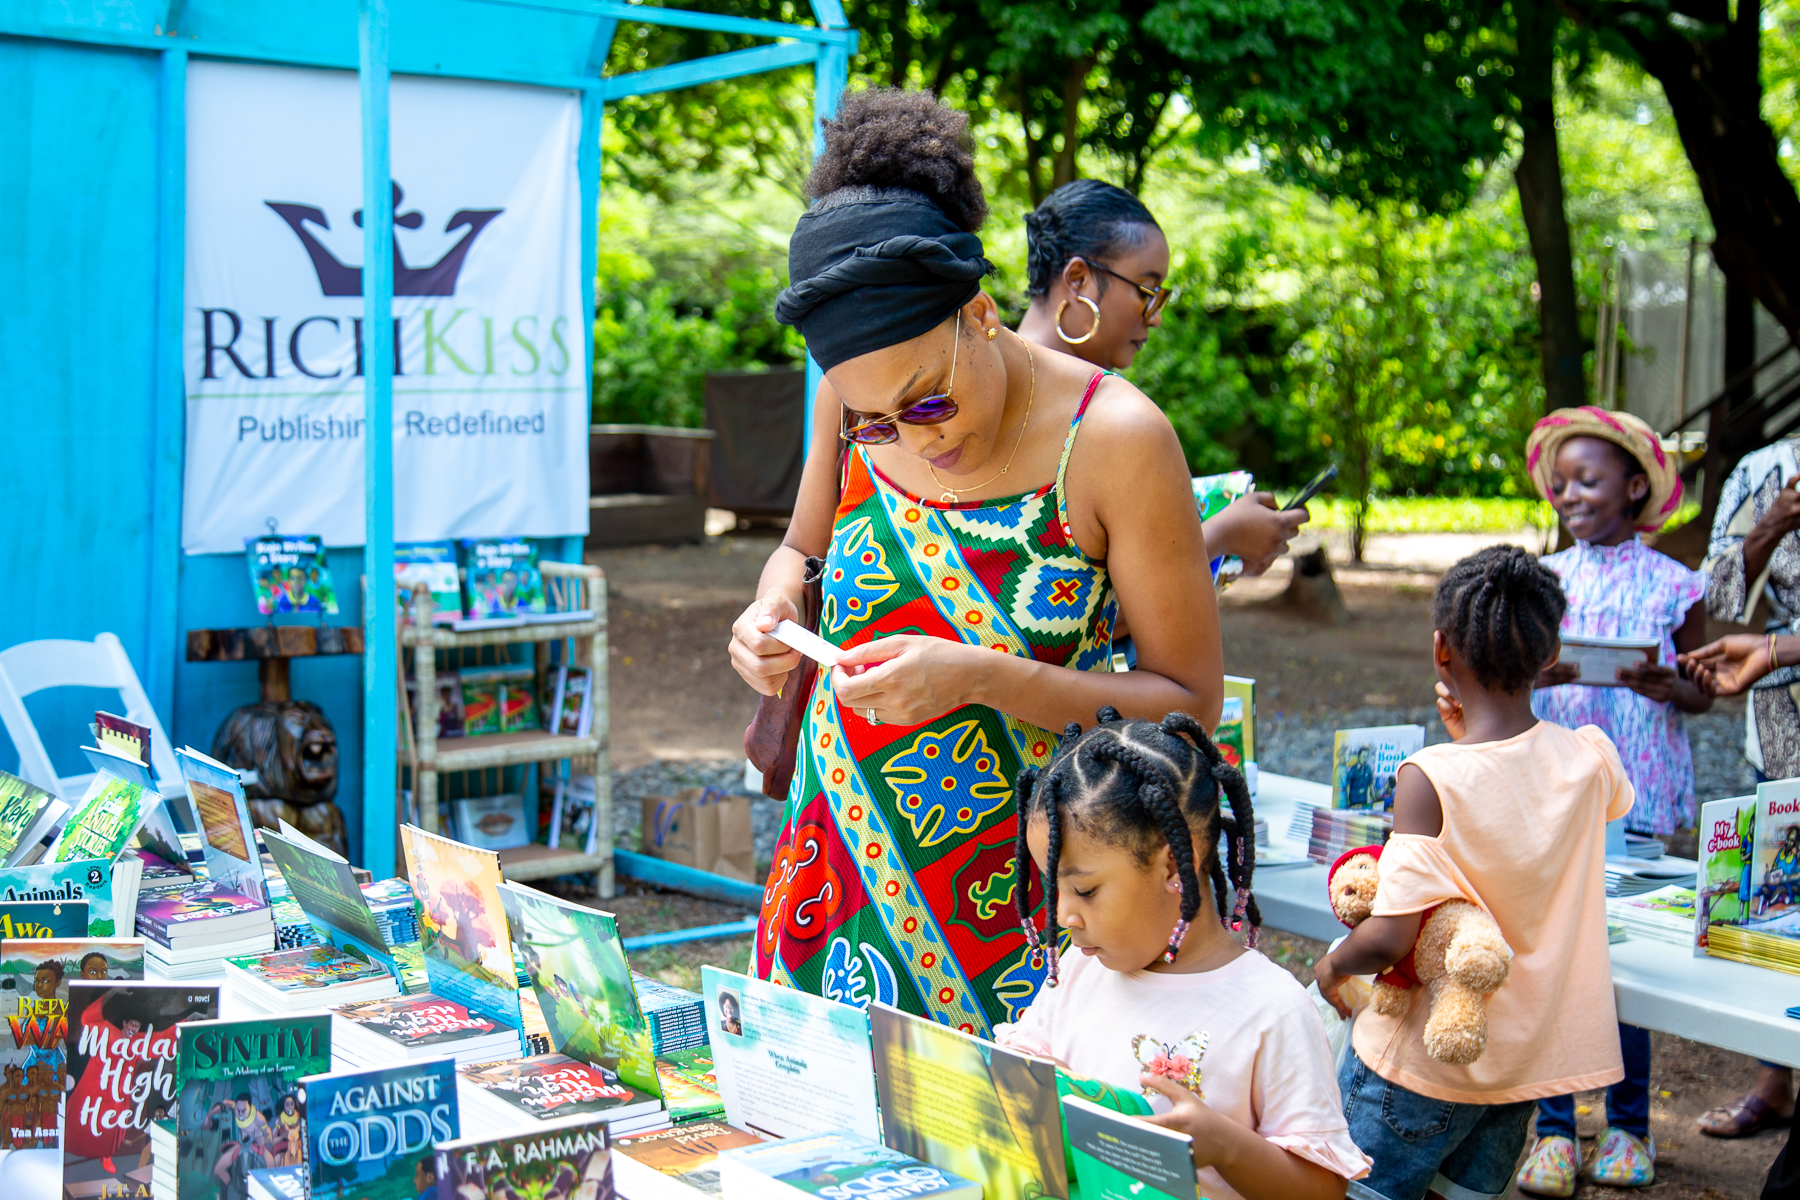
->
xmin=1015 ymin=180 xmax=1308 ymax=577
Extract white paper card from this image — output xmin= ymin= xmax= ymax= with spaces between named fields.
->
xmin=772 ymin=620 xmax=844 ymax=668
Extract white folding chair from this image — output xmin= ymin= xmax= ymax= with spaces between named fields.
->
xmin=0 ymin=633 xmax=186 ymax=803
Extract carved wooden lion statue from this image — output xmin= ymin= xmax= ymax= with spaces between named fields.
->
xmin=210 ymin=699 xmax=347 ymax=856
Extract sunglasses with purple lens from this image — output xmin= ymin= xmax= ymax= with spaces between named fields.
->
xmin=841 ymin=316 xmax=962 ymax=445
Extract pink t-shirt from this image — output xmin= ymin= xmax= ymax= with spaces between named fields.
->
xmin=1354 ymin=721 xmax=1634 ymax=1104
xmin=995 ymin=947 xmax=1371 ymax=1200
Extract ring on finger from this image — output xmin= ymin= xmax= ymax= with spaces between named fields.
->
xmin=864 ymin=708 xmax=881 ymax=726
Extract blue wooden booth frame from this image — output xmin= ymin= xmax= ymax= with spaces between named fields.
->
xmin=0 ymin=0 xmax=854 ymax=872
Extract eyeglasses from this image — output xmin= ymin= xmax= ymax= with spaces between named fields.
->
xmin=840 ymin=315 xmax=962 ymax=445
xmin=1086 ymin=260 xmax=1179 ymax=320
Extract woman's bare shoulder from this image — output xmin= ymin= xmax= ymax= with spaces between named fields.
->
xmin=1069 ymin=372 xmax=1185 ymax=464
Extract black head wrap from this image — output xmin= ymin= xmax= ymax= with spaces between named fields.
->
xmin=777 ymin=187 xmax=993 ymax=371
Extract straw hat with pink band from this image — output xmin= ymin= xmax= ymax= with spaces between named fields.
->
xmin=1526 ymin=406 xmax=1684 ymax=533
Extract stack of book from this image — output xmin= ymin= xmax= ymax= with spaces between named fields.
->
xmin=456 ymin=1053 xmax=667 ymax=1136
xmin=1605 ymin=885 xmax=1695 ymax=947
xmin=137 ymin=883 xmax=276 ymax=978
xmin=362 ymin=876 xmax=421 ymax=945
xmin=267 ymin=876 xmax=320 ymax=950
xmin=614 ymin=1120 xmax=766 ymax=1199
xmin=1300 ymin=805 xmax=1393 ymax=865
xmin=333 ymin=993 xmax=524 ymax=1066
xmin=1707 ymin=924 xmax=1800 ymax=972
xmin=720 ymin=1132 xmax=981 ymax=1200
xmin=224 ymin=943 xmax=400 ymax=1012
xmin=635 ymin=973 xmax=709 ymax=1054
xmin=1606 ymin=859 xmax=1695 ymax=898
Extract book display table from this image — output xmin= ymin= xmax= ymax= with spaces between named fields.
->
xmin=1253 ymin=772 xmax=1800 ymax=1069
xmin=403 ymin=560 xmax=614 ymax=896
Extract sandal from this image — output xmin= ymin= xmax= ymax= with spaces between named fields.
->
xmin=1697 ymin=1092 xmax=1794 ymax=1138
xmin=1516 ymin=1135 xmax=1580 ymax=1197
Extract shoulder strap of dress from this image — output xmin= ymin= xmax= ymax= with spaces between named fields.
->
xmin=1053 ymin=371 xmax=1108 ymax=526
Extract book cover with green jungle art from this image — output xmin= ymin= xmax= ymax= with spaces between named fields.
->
xmin=0 ymin=771 xmax=56 ymax=863
xmin=174 ymin=1015 xmax=331 ymax=1200
xmin=497 ymin=881 xmax=656 ymax=1095
xmin=49 ymin=776 xmax=153 ymax=864
xmin=262 ymin=826 xmax=398 ymax=984
xmin=869 ymin=1002 xmax=1067 ymax=1200
xmin=400 ymin=825 xmax=520 ymax=1031
xmin=0 ymin=939 xmax=144 ymax=1150
xmin=1695 ymin=795 xmax=1758 ymax=955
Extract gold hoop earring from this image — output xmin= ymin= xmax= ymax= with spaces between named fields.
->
xmin=1055 ymin=296 xmax=1101 ymax=345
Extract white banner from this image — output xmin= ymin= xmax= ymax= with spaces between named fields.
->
xmin=182 ymin=62 xmax=588 ymax=554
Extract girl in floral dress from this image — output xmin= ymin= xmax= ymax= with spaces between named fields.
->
xmin=1515 ymin=406 xmax=1710 ymax=1195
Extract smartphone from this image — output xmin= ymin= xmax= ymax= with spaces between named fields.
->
xmin=1283 ymin=464 xmax=1338 ymax=512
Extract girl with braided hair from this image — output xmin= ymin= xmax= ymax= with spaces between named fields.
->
xmin=995 ymin=708 xmax=1371 ymax=1200
xmin=1313 ymin=545 xmax=1634 ymax=1200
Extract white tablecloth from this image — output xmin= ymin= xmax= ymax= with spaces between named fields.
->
xmin=1252 ymin=771 xmax=1800 ymax=1068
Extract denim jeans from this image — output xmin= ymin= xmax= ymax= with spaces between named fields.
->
xmin=1535 ymin=1022 xmax=1651 ymax=1139
xmin=1340 ymin=1052 xmax=1537 ymax=1200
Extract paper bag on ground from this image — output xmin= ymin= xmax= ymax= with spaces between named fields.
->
xmin=642 ymin=787 xmax=755 ymax=882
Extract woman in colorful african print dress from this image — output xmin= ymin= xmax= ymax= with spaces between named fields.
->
xmin=728 ymin=90 xmax=1223 ymax=1037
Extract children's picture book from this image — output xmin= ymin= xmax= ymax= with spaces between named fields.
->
xmin=174 ymin=1014 xmax=332 ymax=1200
xmin=458 ymin=666 xmax=537 ymax=738
xmin=1061 ymin=1094 xmax=1197 ymax=1200
xmin=613 ymin=1119 xmax=763 ymax=1199
xmin=300 ymin=1057 xmax=460 ymax=1200
xmin=550 ymin=775 xmax=601 ymax=855
xmin=1222 ymin=675 xmax=1255 ymax=766
xmin=458 ymin=1053 xmax=661 ymax=1127
xmin=656 ymin=1047 xmax=724 ymax=1124
xmin=400 ymin=824 xmax=521 ymax=1031
xmin=1330 ymin=725 xmax=1425 ymax=811
xmin=224 ymin=943 xmax=397 ymax=996
xmin=0 ymin=938 xmax=144 ymax=1150
xmin=1750 ymin=781 xmax=1800 ymax=933
xmin=0 ymin=771 xmax=68 ymax=869
xmin=0 ymin=900 xmax=88 ymax=939
xmin=409 ymin=672 xmax=467 ymax=741
xmin=702 ymin=965 xmax=880 ymax=1143
xmin=455 ymin=795 xmax=531 ymax=851
xmin=47 ymin=774 xmax=154 ymax=863
xmin=262 ymin=822 xmax=397 ymax=982
xmin=1696 ymin=795 xmax=1759 ymax=956
xmin=395 ymin=541 xmax=464 ymax=622
xmin=1215 ymin=697 xmax=1247 ymax=772
xmin=0 ymin=857 xmax=143 ymax=937
xmin=247 ymin=535 xmax=340 ymax=616
xmin=435 ymin=1115 xmax=611 ymax=1200
xmin=176 ymin=746 xmax=268 ymax=904
xmin=497 ymin=882 xmax=656 ymax=1094
xmin=554 ymin=667 xmax=595 ymax=738
xmin=94 ymin=712 xmax=153 ymax=768
xmin=459 ymin=538 xmax=547 ymax=619
xmin=1191 ymin=471 xmax=1254 ymax=583
xmin=868 ymin=1002 xmax=1068 ymax=1200
xmin=63 ymin=981 xmax=219 ymax=1198
xmin=719 ymin=1131 xmax=982 ymax=1200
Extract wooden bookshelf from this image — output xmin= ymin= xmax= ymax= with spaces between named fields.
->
xmin=401 ymin=560 xmax=613 ymax=895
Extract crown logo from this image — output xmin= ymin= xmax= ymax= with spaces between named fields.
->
xmin=265 ymin=182 xmax=503 ymax=297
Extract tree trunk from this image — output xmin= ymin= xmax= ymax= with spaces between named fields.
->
xmin=1602 ymin=0 xmax=1800 ymax=337
xmin=1049 ymin=56 xmax=1091 ymax=192
xmin=1512 ymin=0 xmax=1585 ymax=411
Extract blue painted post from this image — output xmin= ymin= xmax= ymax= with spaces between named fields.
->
xmin=360 ymin=0 xmax=398 ymax=873
xmin=147 ymin=48 xmax=188 ymax=722
xmin=802 ymin=39 xmax=851 ymax=446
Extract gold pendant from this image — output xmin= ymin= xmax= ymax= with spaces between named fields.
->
xmin=940 ymin=492 xmax=958 ymax=504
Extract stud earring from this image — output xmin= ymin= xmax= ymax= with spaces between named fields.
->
xmin=986 ymin=326 xmax=999 ymax=341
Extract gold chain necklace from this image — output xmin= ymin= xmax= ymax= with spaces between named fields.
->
xmin=928 ymin=337 xmax=1035 ymax=504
